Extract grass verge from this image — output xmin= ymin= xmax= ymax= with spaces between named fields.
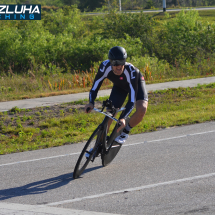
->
xmin=0 ymin=83 xmax=215 ymax=155
xmin=0 ymin=73 xmax=214 ymax=102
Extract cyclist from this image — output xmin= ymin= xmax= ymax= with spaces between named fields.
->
xmin=85 ymin=46 xmax=148 ymax=144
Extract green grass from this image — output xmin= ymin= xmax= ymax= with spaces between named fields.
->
xmin=0 ymin=83 xmax=215 ymax=155
xmin=132 ymin=84 xmax=215 ymax=134
xmin=198 ymin=10 xmax=215 ymax=22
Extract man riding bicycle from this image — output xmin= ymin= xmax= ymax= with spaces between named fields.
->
xmin=85 ymin=46 xmax=148 ymax=144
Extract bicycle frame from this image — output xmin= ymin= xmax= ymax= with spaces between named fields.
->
xmin=93 ymin=107 xmax=126 ymax=155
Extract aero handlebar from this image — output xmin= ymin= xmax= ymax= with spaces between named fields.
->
xmin=93 ymin=107 xmax=126 ymax=122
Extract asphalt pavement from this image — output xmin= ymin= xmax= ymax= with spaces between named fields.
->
xmin=1 ymin=122 xmax=215 ymax=214
xmin=0 ymin=76 xmax=215 ymax=215
xmin=1 ymin=76 xmax=215 ymax=112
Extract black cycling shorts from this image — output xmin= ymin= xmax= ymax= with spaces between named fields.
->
xmin=109 ymin=73 xmax=148 ymax=108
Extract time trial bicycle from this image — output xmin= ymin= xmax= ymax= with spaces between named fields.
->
xmin=73 ymin=99 xmax=129 ymax=179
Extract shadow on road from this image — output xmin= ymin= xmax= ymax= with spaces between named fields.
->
xmin=78 ymin=165 xmax=103 ymax=179
xmin=0 ymin=166 xmax=102 ymax=201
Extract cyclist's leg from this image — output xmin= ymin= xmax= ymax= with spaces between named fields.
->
xmin=114 ymin=75 xmax=148 ymax=144
xmin=129 ymin=100 xmax=148 ymax=127
xmin=108 ymin=85 xmax=128 ymax=133
xmin=129 ymin=74 xmax=148 ymax=128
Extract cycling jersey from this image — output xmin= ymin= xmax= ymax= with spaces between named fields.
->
xmin=89 ymin=60 xmax=148 ymax=119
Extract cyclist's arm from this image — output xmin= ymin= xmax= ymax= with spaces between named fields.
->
xmin=89 ymin=62 xmax=108 ymax=105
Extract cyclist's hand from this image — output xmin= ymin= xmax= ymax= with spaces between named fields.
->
xmin=117 ymin=118 xmax=126 ymax=133
xmin=85 ymin=103 xmax=94 ymax=113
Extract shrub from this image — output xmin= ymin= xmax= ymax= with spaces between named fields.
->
xmin=101 ymin=11 xmax=155 ymax=54
xmin=153 ymin=10 xmax=215 ymax=64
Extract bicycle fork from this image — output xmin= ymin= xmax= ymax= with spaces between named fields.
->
xmin=91 ymin=122 xmax=108 ymax=162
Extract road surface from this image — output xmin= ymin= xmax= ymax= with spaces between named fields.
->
xmin=0 ymin=122 xmax=215 ymax=214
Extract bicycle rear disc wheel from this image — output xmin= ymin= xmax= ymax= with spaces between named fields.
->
xmin=73 ymin=127 xmax=102 ymax=179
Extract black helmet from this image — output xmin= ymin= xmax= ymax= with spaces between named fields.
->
xmin=108 ymin=46 xmax=127 ymax=66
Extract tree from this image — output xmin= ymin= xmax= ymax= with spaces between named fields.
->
xmin=208 ymin=0 xmax=215 ymax=5
xmin=63 ymin=0 xmax=79 ymax=6
xmin=78 ymin=0 xmax=106 ymax=11
xmin=145 ymin=0 xmax=154 ymax=9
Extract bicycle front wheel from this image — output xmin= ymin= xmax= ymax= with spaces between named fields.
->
xmin=73 ymin=127 xmax=102 ymax=179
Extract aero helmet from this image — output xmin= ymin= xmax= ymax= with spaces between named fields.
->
xmin=108 ymin=46 xmax=127 ymax=66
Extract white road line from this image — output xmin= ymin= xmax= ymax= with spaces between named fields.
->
xmin=0 ymin=152 xmax=80 ymax=167
xmin=0 ymin=202 xmax=120 ymax=215
xmin=47 ymin=172 xmax=215 ymax=206
xmin=1 ymin=130 xmax=215 ymax=167
xmin=123 ymin=130 xmax=215 ymax=147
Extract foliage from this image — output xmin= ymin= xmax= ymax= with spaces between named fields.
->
xmin=79 ymin=0 xmax=105 ymax=11
xmin=100 ymin=11 xmax=156 ymax=55
xmin=42 ymin=6 xmax=84 ymax=36
xmin=0 ymin=8 xmax=215 ymax=80
xmin=152 ymin=10 xmax=215 ymax=64
xmin=0 ymin=7 xmax=151 ymax=73
xmin=0 ymin=6 xmax=86 ymax=72
xmin=145 ymin=0 xmax=155 ymax=9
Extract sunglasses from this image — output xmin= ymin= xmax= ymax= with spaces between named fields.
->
xmin=110 ymin=59 xmax=126 ymax=66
